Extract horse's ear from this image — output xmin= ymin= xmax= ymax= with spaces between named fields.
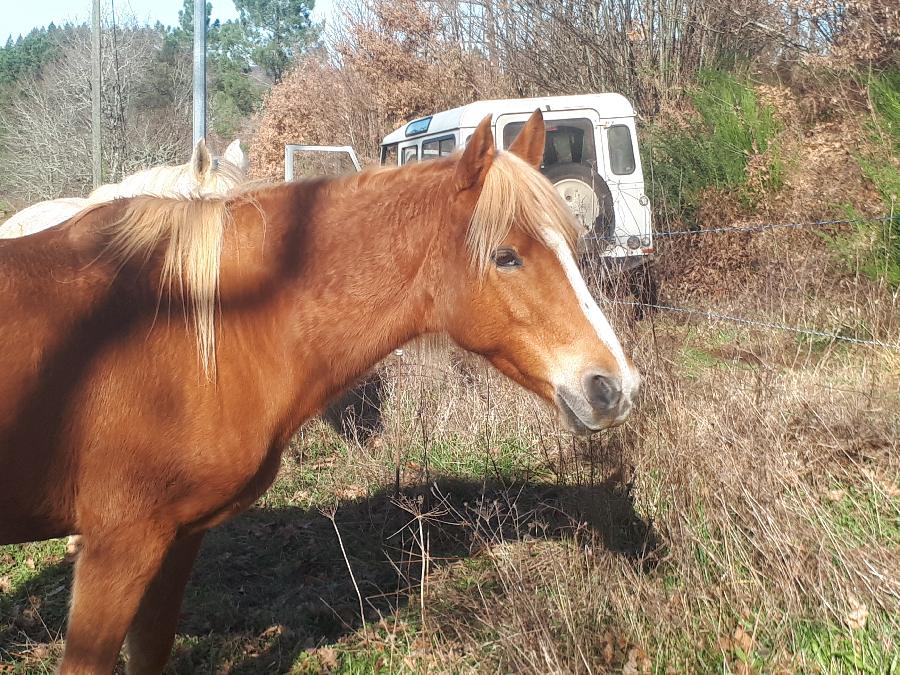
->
xmin=191 ymin=138 xmax=212 ymax=180
xmin=507 ymin=109 xmax=545 ymax=169
xmin=454 ymin=115 xmax=495 ymax=192
xmin=223 ymin=139 xmax=248 ymax=171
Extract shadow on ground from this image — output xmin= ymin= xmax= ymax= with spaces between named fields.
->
xmin=1 ymin=475 xmax=660 ymax=673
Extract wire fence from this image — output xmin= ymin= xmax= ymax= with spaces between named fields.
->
xmin=584 ymin=215 xmax=897 ymax=243
xmin=649 ymin=215 xmax=897 ymax=239
xmin=604 ymin=214 xmax=900 ymax=351
xmin=613 ymin=300 xmax=900 ymax=350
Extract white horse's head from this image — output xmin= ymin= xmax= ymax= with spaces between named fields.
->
xmin=89 ymin=139 xmax=249 ymax=204
xmin=222 ymin=139 xmax=249 ymax=173
xmin=2 ymin=140 xmax=251 ymax=239
xmin=188 ymin=138 xmax=248 ymax=195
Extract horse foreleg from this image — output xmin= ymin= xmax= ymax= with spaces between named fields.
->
xmin=59 ymin=523 xmax=175 ymax=675
xmin=125 ymin=531 xmax=205 ymax=674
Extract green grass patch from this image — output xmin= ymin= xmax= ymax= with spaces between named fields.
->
xmin=0 ymin=540 xmax=66 ymax=594
xmin=0 ymin=539 xmax=71 ymax=668
xmin=677 ymin=340 xmax=755 ymax=378
xmin=649 ymin=611 xmax=898 ymax=674
xmin=868 ymin=69 xmax=900 ymax=157
xmin=647 ymin=70 xmax=783 ymax=224
xmin=820 ymin=482 xmax=900 ymax=548
xmin=679 ymin=346 xmax=725 ymax=378
xmin=792 ymin=613 xmax=898 ymax=675
xmin=425 ymin=436 xmax=548 ymax=481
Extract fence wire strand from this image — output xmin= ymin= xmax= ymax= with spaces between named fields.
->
xmin=649 ymin=215 xmax=897 ymax=238
xmin=613 ymin=301 xmax=900 ymax=350
xmin=599 ymin=214 xmax=899 ymax=350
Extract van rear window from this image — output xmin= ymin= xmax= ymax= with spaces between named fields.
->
xmin=422 ymin=136 xmax=456 ymax=160
xmin=502 ymin=118 xmax=596 ymax=169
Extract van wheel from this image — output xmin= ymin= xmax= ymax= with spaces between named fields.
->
xmin=542 ymin=162 xmax=614 ymax=240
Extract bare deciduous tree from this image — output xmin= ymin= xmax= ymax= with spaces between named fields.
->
xmin=0 ymin=18 xmax=193 ymax=204
xmin=252 ymin=0 xmax=509 ymax=178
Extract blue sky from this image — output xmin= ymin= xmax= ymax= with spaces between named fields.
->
xmin=5 ymin=0 xmax=335 ymax=43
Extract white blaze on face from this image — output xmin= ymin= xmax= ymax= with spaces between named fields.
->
xmin=541 ymin=228 xmax=640 ymax=400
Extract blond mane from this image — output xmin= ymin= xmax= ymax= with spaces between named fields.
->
xmin=106 ymin=196 xmax=232 ymax=375
xmin=467 ymin=151 xmax=581 ymax=274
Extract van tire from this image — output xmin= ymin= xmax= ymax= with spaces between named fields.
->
xmin=542 ymin=162 xmax=615 ymax=239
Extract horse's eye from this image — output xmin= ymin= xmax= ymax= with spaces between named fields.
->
xmin=493 ymin=248 xmax=522 ymax=269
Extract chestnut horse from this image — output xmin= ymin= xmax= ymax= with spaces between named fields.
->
xmin=0 ymin=111 xmax=638 ymax=673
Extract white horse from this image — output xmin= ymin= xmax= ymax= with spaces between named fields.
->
xmin=0 ymin=138 xmax=248 ymax=239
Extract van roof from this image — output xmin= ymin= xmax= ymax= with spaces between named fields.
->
xmin=381 ymin=93 xmax=635 ymax=146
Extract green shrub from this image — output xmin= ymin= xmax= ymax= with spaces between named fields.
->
xmin=829 ymin=69 xmax=900 ymax=287
xmin=646 ymin=70 xmax=782 ymax=225
xmin=867 ymin=68 xmax=900 ymax=157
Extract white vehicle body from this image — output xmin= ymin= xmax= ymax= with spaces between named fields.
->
xmin=379 ymin=94 xmax=653 ymax=264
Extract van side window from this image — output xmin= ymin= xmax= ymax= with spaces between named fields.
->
xmin=422 ymin=139 xmax=439 ymax=160
xmin=381 ymin=143 xmax=398 ymax=166
xmin=422 ymin=136 xmax=456 ymax=161
xmin=401 ymin=145 xmax=419 ymax=165
xmin=608 ymin=125 xmax=636 ymax=175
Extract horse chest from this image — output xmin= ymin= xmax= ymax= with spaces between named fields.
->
xmin=182 ymin=440 xmax=286 ymax=533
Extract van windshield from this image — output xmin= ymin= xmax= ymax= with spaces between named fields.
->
xmin=502 ymin=118 xmax=596 ymax=168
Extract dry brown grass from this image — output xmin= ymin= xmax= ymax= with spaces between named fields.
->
xmin=291 ymin=255 xmax=897 ymax=672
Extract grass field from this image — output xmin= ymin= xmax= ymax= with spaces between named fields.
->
xmin=2 ymin=264 xmax=897 ymax=673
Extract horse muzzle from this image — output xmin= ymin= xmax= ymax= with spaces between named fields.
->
xmin=555 ymin=371 xmax=636 ymax=435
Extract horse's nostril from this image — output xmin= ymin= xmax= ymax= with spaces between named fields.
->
xmin=585 ymin=373 xmax=622 ymax=411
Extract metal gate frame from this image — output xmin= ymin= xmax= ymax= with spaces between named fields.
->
xmin=284 ymin=145 xmax=362 ymax=180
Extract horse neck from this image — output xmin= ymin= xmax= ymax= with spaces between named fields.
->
xmin=228 ymin=171 xmax=458 ymax=413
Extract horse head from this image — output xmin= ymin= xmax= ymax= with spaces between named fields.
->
xmin=190 ymin=138 xmax=248 ymax=195
xmin=440 ymin=111 xmax=639 ymax=432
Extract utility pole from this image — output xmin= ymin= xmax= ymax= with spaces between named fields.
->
xmin=193 ymin=0 xmax=207 ymax=145
xmin=91 ymin=0 xmax=102 ymax=188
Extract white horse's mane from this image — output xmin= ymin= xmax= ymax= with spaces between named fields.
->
xmin=0 ymin=139 xmax=248 ymax=239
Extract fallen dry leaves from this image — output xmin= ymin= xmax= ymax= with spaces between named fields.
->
xmin=845 ymin=594 xmax=869 ymax=631
xmin=315 ymin=646 xmax=339 ymax=671
xmin=622 ymin=646 xmax=652 ymax=674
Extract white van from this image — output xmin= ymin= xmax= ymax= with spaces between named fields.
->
xmin=379 ymin=94 xmax=653 ymax=267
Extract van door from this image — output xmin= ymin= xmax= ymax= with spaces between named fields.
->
xmin=284 ymin=145 xmax=362 ymax=179
xmin=495 ymin=110 xmax=611 ymax=237
xmin=598 ymin=119 xmax=652 ymax=257
xmin=399 ymin=142 xmax=420 ymax=165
